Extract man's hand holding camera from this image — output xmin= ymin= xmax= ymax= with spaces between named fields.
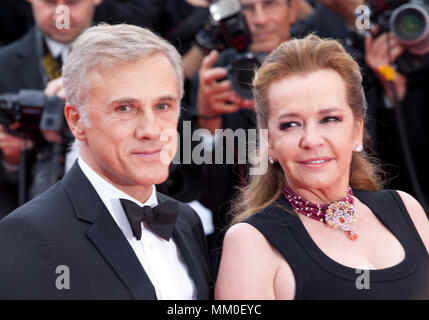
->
xmin=44 ymin=77 xmax=66 ymax=100
xmin=0 ymin=123 xmax=34 ymax=167
xmin=0 ymin=77 xmax=66 ymax=168
xmin=365 ymin=27 xmax=407 ymax=105
xmin=197 ymin=50 xmax=254 ymax=134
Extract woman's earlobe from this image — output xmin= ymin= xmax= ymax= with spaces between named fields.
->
xmin=267 ymin=137 xmax=277 ymax=163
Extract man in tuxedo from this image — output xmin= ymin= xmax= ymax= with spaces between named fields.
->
xmin=0 ymin=24 xmax=211 ymax=299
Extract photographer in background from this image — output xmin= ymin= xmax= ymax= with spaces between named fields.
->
xmin=294 ymin=0 xmax=429 ymax=213
xmin=361 ymin=0 xmax=429 ymax=211
xmin=0 ymin=0 xmax=102 ymax=218
xmin=0 ymin=0 xmax=167 ymax=47
xmin=193 ymin=0 xmax=298 ymax=134
xmin=182 ymin=0 xmax=299 ymax=275
xmin=292 ymin=0 xmax=362 ymax=40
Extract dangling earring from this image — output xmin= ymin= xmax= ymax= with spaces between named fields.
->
xmin=269 ymin=156 xmax=274 ymax=164
xmin=355 ymin=144 xmax=363 ymax=152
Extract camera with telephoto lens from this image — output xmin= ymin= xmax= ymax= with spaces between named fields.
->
xmin=0 ymin=89 xmax=68 ymax=140
xmin=196 ymin=0 xmax=263 ymax=99
xmin=368 ymin=0 xmax=429 ymax=74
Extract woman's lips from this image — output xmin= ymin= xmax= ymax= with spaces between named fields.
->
xmin=298 ymin=158 xmax=332 ymax=169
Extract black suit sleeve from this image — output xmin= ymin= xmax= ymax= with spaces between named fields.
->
xmin=0 ymin=214 xmax=64 ymax=299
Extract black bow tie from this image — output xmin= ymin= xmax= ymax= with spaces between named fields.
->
xmin=120 ymin=199 xmax=178 ymax=241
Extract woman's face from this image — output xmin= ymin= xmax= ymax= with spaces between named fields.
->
xmin=267 ymin=69 xmax=363 ymax=195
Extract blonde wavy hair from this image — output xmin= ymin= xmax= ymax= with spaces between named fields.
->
xmin=231 ymin=34 xmax=385 ymax=225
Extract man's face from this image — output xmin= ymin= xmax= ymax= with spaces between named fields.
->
xmin=74 ymin=53 xmax=180 ymax=191
xmin=241 ymin=0 xmax=298 ymax=53
xmin=28 ymin=0 xmax=102 ymax=43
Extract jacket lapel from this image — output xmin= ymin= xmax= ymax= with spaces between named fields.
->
xmin=62 ymin=162 xmax=157 ymax=300
xmin=86 ymin=210 xmax=157 ymax=300
xmin=172 ymin=223 xmax=209 ymax=299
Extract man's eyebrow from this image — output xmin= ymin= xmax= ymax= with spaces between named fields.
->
xmin=99 ymin=97 xmax=136 ymax=111
xmin=157 ymin=95 xmax=178 ymax=102
xmin=107 ymin=97 xmax=138 ymax=106
xmin=104 ymin=95 xmax=178 ymax=108
xmin=242 ymin=0 xmax=264 ymax=7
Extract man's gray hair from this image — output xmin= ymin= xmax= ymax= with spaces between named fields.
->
xmin=62 ymin=23 xmax=184 ymax=123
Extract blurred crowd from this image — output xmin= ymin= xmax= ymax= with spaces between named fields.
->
xmin=0 ymin=0 xmax=428 ymax=274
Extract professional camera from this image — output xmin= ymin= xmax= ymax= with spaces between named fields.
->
xmin=0 ymin=89 xmax=73 ymax=203
xmin=368 ymin=0 xmax=429 ymax=74
xmin=196 ymin=0 xmax=263 ymax=99
xmin=0 ymin=89 xmax=67 ymax=140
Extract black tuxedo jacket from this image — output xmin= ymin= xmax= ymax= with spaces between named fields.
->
xmin=0 ymin=162 xmax=211 ymax=299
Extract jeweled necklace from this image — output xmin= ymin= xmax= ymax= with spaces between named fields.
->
xmin=283 ymin=186 xmax=358 ymax=240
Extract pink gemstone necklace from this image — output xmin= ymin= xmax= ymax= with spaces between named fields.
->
xmin=283 ymin=186 xmax=358 ymax=241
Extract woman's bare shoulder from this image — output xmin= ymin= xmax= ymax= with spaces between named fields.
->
xmin=215 ymin=222 xmax=294 ymax=299
xmin=396 ymin=190 xmax=429 ymax=254
xmin=221 ymin=222 xmax=279 ymax=264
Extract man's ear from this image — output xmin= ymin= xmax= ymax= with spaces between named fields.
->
xmin=64 ymin=104 xmax=86 ymax=141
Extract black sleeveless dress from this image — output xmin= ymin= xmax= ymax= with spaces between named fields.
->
xmin=244 ymin=189 xmax=429 ymax=299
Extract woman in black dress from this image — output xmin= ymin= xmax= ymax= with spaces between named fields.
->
xmin=215 ymin=34 xmax=429 ymax=299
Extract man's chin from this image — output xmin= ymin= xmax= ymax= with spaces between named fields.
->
xmin=250 ymin=41 xmax=278 ymax=54
xmin=134 ymin=170 xmax=170 ymax=187
xmin=48 ymin=31 xmax=78 ymax=44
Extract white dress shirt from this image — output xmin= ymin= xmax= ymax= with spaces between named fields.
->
xmin=44 ymin=36 xmax=71 ymax=64
xmin=78 ymin=158 xmax=197 ymax=300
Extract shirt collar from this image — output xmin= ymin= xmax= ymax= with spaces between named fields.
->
xmin=77 ymin=157 xmax=158 ymax=239
xmin=44 ymin=36 xmax=72 ymax=61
